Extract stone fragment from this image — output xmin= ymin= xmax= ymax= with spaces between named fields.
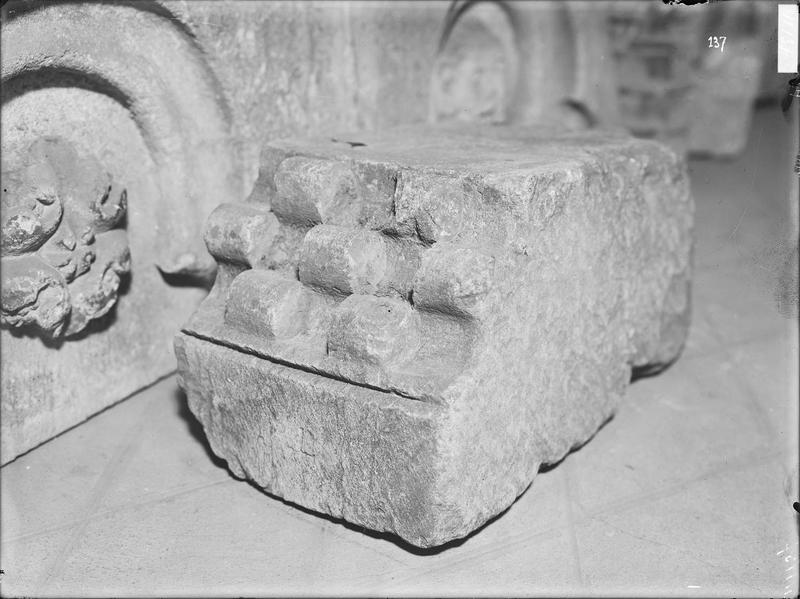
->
xmin=225 ymin=269 xmax=320 ymax=340
xmin=273 ymin=157 xmax=362 ymax=226
xmin=204 ymin=203 xmax=281 ymax=268
xmin=298 ymin=225 xmax=419 ymax=300
xmin=176 ymin=125 xmax=694 ymax=548
xmin=327 ymin=294 xmax=422 ymax=367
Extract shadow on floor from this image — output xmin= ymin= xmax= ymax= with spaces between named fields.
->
xmin=172 ymin=385 xmax=229 ymax=471
xmin=244 ymin=477 xmax=525 ymax=556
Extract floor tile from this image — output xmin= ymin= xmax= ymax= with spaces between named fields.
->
xmin=727 ymin=329 xmax=800 ymax=456
xmin=40 ymin=481 xmax=403 ymax=597
xmin=687 ymin=263 xmax=791 ymax=353
xmin=0 ymin=528 xmax=73 ymax=597
xmin=91 ymin=383 xmax=233 ymax=514
xmin=568 ymin=348 xmax=781 ymax=514
xmin=577 ymin=456 xmax=796 ymax=598
xmin=1 ymin=386 xmax=156 ymax=542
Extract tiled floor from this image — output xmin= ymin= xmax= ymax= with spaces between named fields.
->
xmin=2 ymin=106 xmax=798 ymax=597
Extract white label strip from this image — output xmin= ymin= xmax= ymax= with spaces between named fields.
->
xmin=778 ymin=3 xmax=799 ymax=73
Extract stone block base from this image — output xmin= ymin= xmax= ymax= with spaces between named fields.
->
xmin=176 ymin=125 xmax=694 ymax=547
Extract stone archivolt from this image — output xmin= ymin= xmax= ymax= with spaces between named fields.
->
xmin=1 ymin=1 xmax=241 ymax=464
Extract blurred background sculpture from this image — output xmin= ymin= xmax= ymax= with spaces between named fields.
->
xmin=176 ymin=126 xmax=694 ymax=547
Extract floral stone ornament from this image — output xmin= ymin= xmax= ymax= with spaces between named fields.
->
xmin=1 ymin=137 xmax=131 ymax=339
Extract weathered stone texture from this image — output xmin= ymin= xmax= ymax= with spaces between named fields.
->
xmin=165 ymin=0 xmax=447 ymax=189
xmin=176 ymin=126 xmax=694 ymax=547
xmin=2 ymin=138 xmax=130 ymax=338
xmin=0 ymin=1 xmax=237 ymax=462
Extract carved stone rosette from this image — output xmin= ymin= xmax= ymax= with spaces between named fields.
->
xmin=1 ymin=138 xmax=131 ymax=338
xmin=1 ymin=0 xmax=244 ymax=464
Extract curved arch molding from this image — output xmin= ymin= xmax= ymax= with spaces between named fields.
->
xmin=1 ymin=0 xmax=245 ymax=464
xmin=2 ymin=0 xmax=246 ymax=276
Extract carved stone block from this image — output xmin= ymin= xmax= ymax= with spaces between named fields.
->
xmin=176 ymin=126 xmax=694 ymax=547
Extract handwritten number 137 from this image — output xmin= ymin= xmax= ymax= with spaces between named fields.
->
xmin=708 ymin=36 xmax=726 ymax=52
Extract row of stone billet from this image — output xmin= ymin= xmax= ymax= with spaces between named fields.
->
xmin=178 ymin=126 xmax=695 ymax=548
xmin=201 ymin=158 xmax=500 ymax=399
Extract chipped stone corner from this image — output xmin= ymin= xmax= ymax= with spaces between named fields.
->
xmin=176 ymin=126 xmax=694 ymax=548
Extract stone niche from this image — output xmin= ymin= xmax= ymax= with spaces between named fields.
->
xmin=176 ymin=125 xmax=694 ymax=548
xmin=429 ymin=1 xmax=620 ymax=130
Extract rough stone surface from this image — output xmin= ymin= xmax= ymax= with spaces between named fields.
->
xmin=164 ymin=0 xmax=447 ymax=191
xmin=176 ymin=125 xmax=694 ymax=548
xmin=1 ymin=137 xmax=131 ymax=338
xmin=167 ymin=0 xmax=624 ymax=188
xmin=0 ymin=1 xmax=237 ymax=462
